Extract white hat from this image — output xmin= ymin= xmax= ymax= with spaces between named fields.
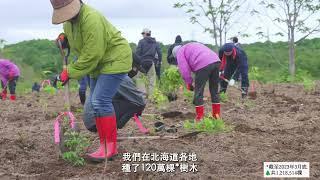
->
xmin=172 ymin=45 xmax=182 ymax=58
xmin=141 ymin=28 xmax=151 ymax=35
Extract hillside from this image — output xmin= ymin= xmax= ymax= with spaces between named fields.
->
xmin=1 ymin=38 xmax=320 ymax=89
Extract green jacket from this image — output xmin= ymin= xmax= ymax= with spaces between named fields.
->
xmin=63 ymin=5 xmax=132 ymax=79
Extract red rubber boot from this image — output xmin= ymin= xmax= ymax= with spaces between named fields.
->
xmin=212 ymin=103 xmax=221 ymax=119
xmin=10 ymin=95 xmax=16 ymax=101
xmin=195 ymin=105 xmax=204 ymax=122
xmin=105 ymin=116 xmax=118 ymax=159
xmin=87 ymin=116 xmax=118 ymax=162
xmin=1 ymin=90 xmax=7 ymax=100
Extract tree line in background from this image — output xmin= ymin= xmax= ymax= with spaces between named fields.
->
xmin=174 ymin=0 xmax=320 ymax=76
xmin=1 ymin=38 xmax=320 ymax=86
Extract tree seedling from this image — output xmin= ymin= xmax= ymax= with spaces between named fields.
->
xmin=43 ymin=86 xmax=56 ymax=95
xmin=62 ymin=129 xmax=89 ymax=167
xmin=151 ymin=87 xmax=168 ymax=107
xmin=160 ymin=67 xmax=183 ymax=97
xmin=184 ymin=116 xmax=227 ymax=133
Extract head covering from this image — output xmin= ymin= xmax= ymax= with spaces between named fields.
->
xmin=175 ymin=35 xmax=182 ymax=43
xmin=141 ymin=28 xmax=151 ymax=35
xmin=223 ymin=43 xmax=235 ymax=53
xmin=232 ymin=37 xmax=239 ymax=43
xmin=50 ymin=0 xmax=81 ymax=24
xmin=172 ymin=45 xmax=182 ymax=58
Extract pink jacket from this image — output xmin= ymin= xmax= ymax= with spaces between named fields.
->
xmin=0 ymin=59 xmax=20 ymax=85
xmin=176 ymin=43 xmax=220 ymax=84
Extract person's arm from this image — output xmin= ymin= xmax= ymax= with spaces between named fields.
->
xmin=156 ymin=43 xmax=162 ymax=63
xmin=136 ymin=40 xmax=143 ymax=56
xmin=66 ymin=14 xmax=106 ymax=80
xmin=219 ymin=48 xmax=226 ymax=71
xmin=177 ymin=49 xmax=193 ymax=85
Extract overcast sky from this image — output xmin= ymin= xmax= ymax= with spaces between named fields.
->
xmin=0 ymin=0 xmax=319 ymax=45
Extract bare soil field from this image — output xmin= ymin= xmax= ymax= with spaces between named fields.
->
xmin=0 ymin=82 xmax=320 ymax=179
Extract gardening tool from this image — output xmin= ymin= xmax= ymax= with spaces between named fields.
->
xmin=57 ymin=40 xmax=71 ymax=112
xmin=117 ymin=131 xmax=202 ymax=141
xmin=219 ymin=76 xmax=243 ymax=92
xmin=54 ymin=40 xmax=77 ymax=153
xmin=220 ymin=76 xmax=236 ymax=86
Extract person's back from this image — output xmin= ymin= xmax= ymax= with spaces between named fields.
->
xmin=63 ymin=4 xmax=132 ymax=79
xmin=177 ymin=42 xmax=220 ymax=72
xmin=136 ymin=36 xmax=159 ymax=61
xmin=0 ymin=59 xmax=20 ymax=83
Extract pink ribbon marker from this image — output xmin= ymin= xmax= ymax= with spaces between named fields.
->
xmin=54 ymin=112 xmax=76 ymax=144
xmin=41 ymin=80 xmax=51 ymax=89
xmin=133 ymin=114 xmax=149 ymax=134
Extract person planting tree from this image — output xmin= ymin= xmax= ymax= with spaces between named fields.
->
xmin=219 ymin=43 xmax=249 ymax=98
xmin=50 ymin=0 xmax=132 ymax=162
xmin=172 ymin=42 xmax=221 ymax=121
xmin=0 ymin=59 xmax=20 ymax=101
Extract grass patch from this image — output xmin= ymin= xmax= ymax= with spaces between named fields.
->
xmin=43 ymin=86 xmax=56 ymax=95
xmin=184 ymin=116 xmax=229 ymax=133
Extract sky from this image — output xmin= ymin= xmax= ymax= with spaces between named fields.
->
xmin=0 ymin=0 xmax=319 ymax=45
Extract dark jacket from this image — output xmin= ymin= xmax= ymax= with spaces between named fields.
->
xmin=136 ymin=36 xmax=162 ymax=63
xmin=167 ymin=35 xmax=183 ymax=65
xmin=219 ymin=43 xmax=248 ymax=71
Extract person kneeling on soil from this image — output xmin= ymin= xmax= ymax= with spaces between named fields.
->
xmin=83 ymin=75 xmax=148 ymax=134
xmin=0 ymin=59 xmax=20 ymax=101
xmin=32 ymin=82 xmax=41 ymax=92
xmin=172 ymin=42 xmax=221 ymax=121
xmin=219 ymin=43 xmax=249 ymax=98
xmin=50 ymin=0 xmax=132 ymax=162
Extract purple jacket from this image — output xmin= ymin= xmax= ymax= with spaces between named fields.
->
xmin=176 ymin=42 xmax=220 ymax=85
xmin=0 ymin=59 xmax=20 ymax=85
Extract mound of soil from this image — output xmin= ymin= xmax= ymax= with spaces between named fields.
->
xmin=0 ymin=82 xmax=320 ymax=179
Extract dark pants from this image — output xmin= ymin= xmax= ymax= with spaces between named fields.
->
xmin=1 ymin=77 xmax=19 ymax=94
xmin=194 ymin=62 xmax=221 ymax=106
xmin=220 ymin=59 xmax=249 ymax=94
xmin=79 ymin=76 xmax=90 ymax=105
xmin=155 ymin=62 xmax=161 ymax=80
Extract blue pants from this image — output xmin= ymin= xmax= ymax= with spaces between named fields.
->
xmin=79 ymin=76 xmax=90 ymax=94
xmin=89 ymin=74 xmax=126 ymax=117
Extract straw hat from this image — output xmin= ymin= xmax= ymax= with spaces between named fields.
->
xmin=50 ymin=0 xmax=81 ymax=24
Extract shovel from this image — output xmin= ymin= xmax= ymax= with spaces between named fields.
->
xmin=54 ymin=40 xmax=78 ymax=154
xmin=57 ymin=40 xmax=71 ymax=111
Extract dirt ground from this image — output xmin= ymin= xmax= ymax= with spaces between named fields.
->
xmin=0 ymin=82 xmax=320 ymax=180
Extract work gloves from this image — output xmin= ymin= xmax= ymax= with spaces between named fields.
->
xmin=8 ymin=71 xmax=15 ymax=80
xmin=56 ymin=69 xmax=69 ymax=85
xmin=219 ymin=70 xmax=225 ymax=79
xmin=186 ymin=84 xmax=194 ymax=91
xmin=56 ymin=33 xmax=69 ymax=50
